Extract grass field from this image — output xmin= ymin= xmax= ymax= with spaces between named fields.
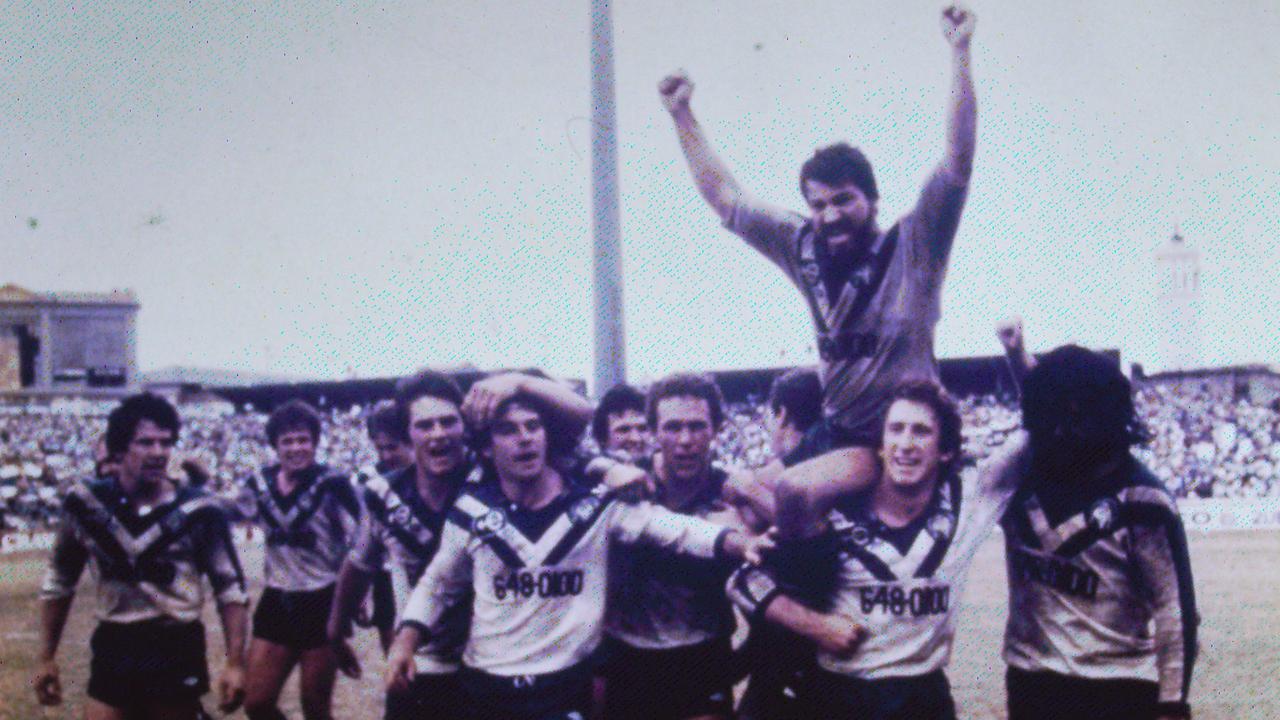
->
xmin=1 ymin=529 xmax=1276 ymax=719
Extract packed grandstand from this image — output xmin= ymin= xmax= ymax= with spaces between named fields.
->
xmin=2 ymin=377 xmax=1276 ymax=532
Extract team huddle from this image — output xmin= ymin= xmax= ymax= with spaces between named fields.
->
xmin=32 ymin=6 xmax=1198 ymax=720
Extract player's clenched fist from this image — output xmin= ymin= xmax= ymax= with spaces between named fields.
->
xmin=33 ymin=661 xmax=62 ymax=706
xmin=940 ymin=4 xmax=976 ymax=47
xmin=995 ymin=316 xmax=1024 ymax=354
xmin=814 ymin=615 xmax=868 ymax=658
xmin=658 ymin=71 xmax=694 ymax=113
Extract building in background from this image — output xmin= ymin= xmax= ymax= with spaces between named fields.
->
xmin=0 ymin=284 xmax=138 ymax=397
xmin=1154 ymin=229 xmax=1205 ymax=371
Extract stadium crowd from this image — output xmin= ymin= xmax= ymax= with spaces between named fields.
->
xmin=3 ymin=378 xmax=1277 ymax=533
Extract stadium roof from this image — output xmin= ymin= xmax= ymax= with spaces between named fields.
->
xmin=0 ymin=283 xmax=138 ymax=307
xmin=140 ymin=366 xmax=303 ymax=388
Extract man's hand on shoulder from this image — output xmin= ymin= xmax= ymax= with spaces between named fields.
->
xmin=601 ymin=463 xmax=656 ymax=498
xmin=940 ymin=4 xmax=976 ymax=48
xmin=462 ymin=373 xmax=527 ymax=429
xmin=659 ymin=71 xmax=694 ymax=114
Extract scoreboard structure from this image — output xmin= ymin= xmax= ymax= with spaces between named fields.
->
xmin=0 ymin=284 xmax=138 ymax=396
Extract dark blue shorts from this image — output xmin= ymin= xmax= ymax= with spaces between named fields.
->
xmin=385 ymin=672 xmax=466 ymax=720
xmin=252 ymin=584 xmax=334 ymax=650
xmin=88 ymin=619 xmax=209 ymax=709
xmin=781 ymin=416 xmax=879 ymax=468
xmin=458 ymin=662 xmax=593 ymax=720
xmin=798 ymin=668 xmax=956 ymax=720
xmin=600 ymin=636 xmax=735 ymax=720
xmin=1006 ymin=666 xmax=1163 ymax=720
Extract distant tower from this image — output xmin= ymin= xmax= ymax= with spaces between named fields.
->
xmin=1153 ymin=228 xmax=1204 ymax=371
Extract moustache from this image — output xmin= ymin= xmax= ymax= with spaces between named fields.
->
xmin=817 ymin=216 xmax=864 ymax=245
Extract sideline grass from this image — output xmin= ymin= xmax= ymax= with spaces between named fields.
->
xmin=1 ymin=529 xmax=1276 ymax=719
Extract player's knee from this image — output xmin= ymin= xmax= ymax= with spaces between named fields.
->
xmin=243 ymin=701 xmax=287 ymax=720
xmin=773 ymin=472 xmax=816 ymax=538
xmin=299 ymin=691 xmax=332 ymax=720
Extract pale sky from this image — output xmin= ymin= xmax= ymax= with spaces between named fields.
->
xmin=3 ymin=1 xmax=1277 ymax=389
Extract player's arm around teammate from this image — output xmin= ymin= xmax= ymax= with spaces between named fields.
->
xmin=730 ymin=382 xmax=1025 ymax=720
xmin=383 ymin=392 xmax=771 ymax=720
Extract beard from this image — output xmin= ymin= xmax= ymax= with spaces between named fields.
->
xmin=817 ymin=215 xmax=873 ymax=264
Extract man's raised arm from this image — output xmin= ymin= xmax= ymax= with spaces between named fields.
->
xmin=463 ymin=372 xmax=593 ymax=439
xmin=660 ymin=71 xmax=744 ymax=224
xmin=939 ymin=5 xmax=977 ymax=183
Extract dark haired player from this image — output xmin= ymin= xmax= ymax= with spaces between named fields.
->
xmin=385 ymin=390 xmax=771 ymax=720
xmin=328 ymin=371 xmax=592 ymax=719
xmin=592 ymin=383 xmax=650 ymax=463
xmin=600 ymin=373 xmax=742 ymax=720
xmin=354 ymin=400 xmax=414 ymax=652
xmin=235 ymin=400 xmax=362 ymax=720
xmin=660 ymin=5 xmax=979 ymax=539
xmin=36 ymin=393 xmax=248 ymax=720
xmin=727 ymin=368 xmax=824 ymax=720
xmin=725 ymin=367 xmax=825 ymax=534
xmin=1003 ymin=346 xmax=1198 ymax=720
xmin=729 ymin=381 xmax=1025 ymax=719
xmin=367 ymin=399 xmax=414 ymax=474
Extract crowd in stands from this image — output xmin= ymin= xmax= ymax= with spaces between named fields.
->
xmin=1137 ymin=383 xmax=1280 ymax=499
xmin=3 ymin=379 xmax=1278 ymax=531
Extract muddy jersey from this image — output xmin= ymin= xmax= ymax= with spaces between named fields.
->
xmin=41 ymin=478 xmax=248 ymax=623
xmin=1002 ymin=461 xmax=1198 ymax=714
xmin=731 ymin=438 xmax=1025 ymax=679
xmin=401 ymin=479 xmax=730 ymax=677
xmin=607 ymin=463 xmax=737 ymax=649
xmin=350 ymin=463 xmax=471 ymax=673
xmin=235 ymin=464 xmax=361 ymax=592
xmin=725 ymin=170 xmax=967 ymax=436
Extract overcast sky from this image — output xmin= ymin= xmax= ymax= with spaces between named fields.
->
xmin=3 ymin=1 xmax=1277 ymax=389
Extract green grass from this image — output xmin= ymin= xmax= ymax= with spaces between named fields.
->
xmin=1 ymin=529 xmax=1276 ymax=718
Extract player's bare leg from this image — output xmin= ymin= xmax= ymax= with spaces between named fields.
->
xmin=297 ymin=644 xmax=339 ymax=720
xmin=84 ymin=698 xmax=127 ymax=720
xmin=773 ymin=447 xmax=880 ymax=538
xmin=243 ymin=639 xmax=298 ymax=720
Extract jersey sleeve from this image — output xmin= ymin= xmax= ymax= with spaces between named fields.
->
xmin=324 ymin=475 xmax=365 ymax=555
xmin=726 ymin=562 xmax=783 ymax=621
xmin=39 ymin=498 xmax=89 ymax=600
xmin=606 ymin=499 xmax=727 ymax=560
xmin=335 ymin=476 xmax=366 ymax=543
xmin=192 ymin=503 xmax=249 ymax=606
xmin=1127 ymin=491 xmax=1199 ymax=715
xmin=400 ymin=514 xmax=473 ymax=637
xmin=903 ymin=165 xmax=969 ymax=271
xmin=723 ymin=194 xmax=806 ymax=281
xmin=970 ymin=433 xmax=1029 ymax=516
xmin=727 ymin=529 xmax=842 ymax=619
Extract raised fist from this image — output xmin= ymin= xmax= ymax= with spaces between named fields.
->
xmin=996 ymin=316 xmax=1024 ymax=354
xmin=33 ymin=661 xmax=62 ymax=706
xmin=658 ymin=71 xmax=694 ymax=113
xmin=940 ymin=5 xmax=976 ymax=48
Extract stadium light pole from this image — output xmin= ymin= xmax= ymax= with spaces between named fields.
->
xmin=590 ymin=0 xmax=626 ymax=395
